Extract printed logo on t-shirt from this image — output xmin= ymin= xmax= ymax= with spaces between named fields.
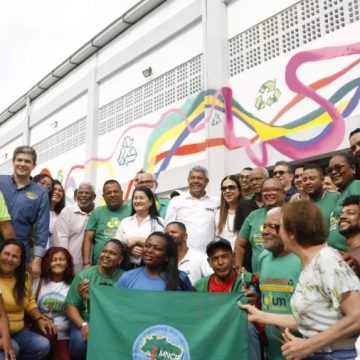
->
xmin=26 ymin=191 xmax=39 ymax=200
xmin=106 ymin=217 xmax=121 ymax=229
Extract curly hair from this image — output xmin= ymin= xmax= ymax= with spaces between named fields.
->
xmin=40 ymin=247 xmax=74 ymax=284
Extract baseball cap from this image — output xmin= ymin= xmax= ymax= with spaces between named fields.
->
xmin=206 ymin=236 xmax=232 ymax=256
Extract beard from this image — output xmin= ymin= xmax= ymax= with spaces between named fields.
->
xmin=339 ymin=224 xmax=360 ymax=238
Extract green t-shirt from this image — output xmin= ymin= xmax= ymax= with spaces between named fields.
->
xmin=65 ymin=265 xmax=124 ymax=321
xmin=313 ymin=191 xmax=340 ymax=231
xmin=328 ymin=180 xmax=360 ymax=250
xmin=239 ymin=207 xmax=268 ymax=273
xmin=0 ymin=192 xmax=10 ymax=222
xmin=85 ymin=203 xmax=131 ymax=264
xmin=156 ymin=197 xmax=169 ymax=219
xmin=258 ymin=251 xmax=301 ymax=360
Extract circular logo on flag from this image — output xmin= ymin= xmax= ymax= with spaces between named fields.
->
xmin=132 ymin=324 xmax=190 ymax=360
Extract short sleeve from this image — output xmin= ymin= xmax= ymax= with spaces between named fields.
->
xmin=239 ymin=214 xmax=252 ymax=239
xmin=317 ymin=254 xmax=360 ymax=309
xmin=85 ymin=210 xmax=98 ymax=231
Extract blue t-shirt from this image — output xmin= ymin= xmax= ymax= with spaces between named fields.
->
xmin=116 ymin=267 xmax=192 ymax=291
xmin=0 ymin=175 xmax=49 ymax=257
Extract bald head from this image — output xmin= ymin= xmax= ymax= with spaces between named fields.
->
xmin=262 ymin=178 xmax=285 ymax=208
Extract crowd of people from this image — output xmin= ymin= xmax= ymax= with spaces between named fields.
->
xmin=0 ymin=128 xmax=360 ymax=359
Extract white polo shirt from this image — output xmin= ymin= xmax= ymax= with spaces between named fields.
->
xmin=178 ymin=247 xmax=213 ymax=285
xmin=165 ymin=191 xmax=219 ymax=253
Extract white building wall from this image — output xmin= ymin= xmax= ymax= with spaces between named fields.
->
xmin=0 ymin=0 xmax=359 ymax=203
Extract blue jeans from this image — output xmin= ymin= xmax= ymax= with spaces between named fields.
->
xmin=248 ymin=322 xmax=262 ymax=360
xmin=0 ymin=339 xmax=19 ymax=360
xmin=306 ymin=349 xmax=357 ymax=360
xmin=9 ymin=329 xmax=50 ymax=360
xmin=69 ymin=326 xmax=86 ymax=360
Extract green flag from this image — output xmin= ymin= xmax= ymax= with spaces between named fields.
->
xmin=88 ymin=286 xmax=248 ymax=359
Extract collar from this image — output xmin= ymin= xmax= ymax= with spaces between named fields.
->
xmin=73 ymin=202 xmax=92 ymax=215
xmin=11 ymin=175 xmax=31 ymax=189
xmin=184 ymin=191 xmax=209 ymax=200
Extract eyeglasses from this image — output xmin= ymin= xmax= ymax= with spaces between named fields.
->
xmin=221 ymin=185 xmax=238 ymax=192
xmin=262 ymin=187 xmax=283 ymax=193
xmin=240 ymin=175 xmax=250 ymax=179
xmin=261 ymin=223 xmax=280 ymax=232
xmin=325 ymin=164 xmax=347 ymax=175
xmin=273 ymin=170 xmax=288 ymax=176
xmin=138 ymin=180 xmax=155 ymax=186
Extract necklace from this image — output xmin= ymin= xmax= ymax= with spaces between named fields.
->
xmin=226 ymin=214 xmax=234 ymax=233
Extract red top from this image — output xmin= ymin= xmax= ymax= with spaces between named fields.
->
xmin=208 ymin=270 xmax=237 ymax=293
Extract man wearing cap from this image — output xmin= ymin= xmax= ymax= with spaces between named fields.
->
xmin=165 ymin=221 xmax=212 ymax=285
xmin=137 ymin=172 xmax=169 ymax=218
xmin=195 ymin=237 xmax=261 ymax=360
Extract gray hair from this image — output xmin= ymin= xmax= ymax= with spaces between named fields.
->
xmin=78 ymin=182 xmax=96 ymax=194
xmin=188 ymin=166 xmax=209 ymax=180
xmin=266 ymin=207 xmax=282 ymax=217
xmin=251 ymin=167 xmax=269 ymax=178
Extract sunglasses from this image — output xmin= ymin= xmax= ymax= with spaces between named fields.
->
xmin=260 ymin=223 xmax=280 ymax=232
xmin=273 ymin=170 xmax=288 ymax=176
xmin=325 ymin=163 xmax=347 ymax=175
xmin=221 ymin=185 xmax=238 ymax=192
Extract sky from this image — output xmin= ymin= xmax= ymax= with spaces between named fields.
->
xmin=0 ymin=0 xmax=139 ymax=113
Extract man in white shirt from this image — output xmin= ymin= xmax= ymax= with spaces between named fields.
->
xmin=165 ymin=166 xmax=219 ymax=253
xmin=165 ymin=221 xmax=212 ymax=285
xmin=52 ymin=182 xmax=96 ymax=272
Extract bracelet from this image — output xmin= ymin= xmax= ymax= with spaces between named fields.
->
xmin=83 ymin=260 xmax=91 ymax=266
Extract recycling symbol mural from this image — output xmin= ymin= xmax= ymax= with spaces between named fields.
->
xmin=118 ymin=136 xmax=137 ymax=166
xmin=255 ymin=80 xmax=281 ymax=110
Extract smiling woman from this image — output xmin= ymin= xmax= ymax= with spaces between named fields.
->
xmin=215 ymin=175 xmax=243 ymax=250
xmin=0 ymin=239 xmax=56 ymax=360
xmin=327 ymin=153 xmax=360 ymax=250
xmin=33 ymin=247 xmax=75 ymax=360
xmin=65 ymin=240 xmax=127 ymax=360
xmin=116 ymin=232 xmax=192 ymax=291
xmin=115 ymin=186 xmax=164 ymax=266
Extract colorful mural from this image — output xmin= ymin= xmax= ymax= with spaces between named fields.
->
xmin=56 ymin=42 xmax=360 ymax=198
